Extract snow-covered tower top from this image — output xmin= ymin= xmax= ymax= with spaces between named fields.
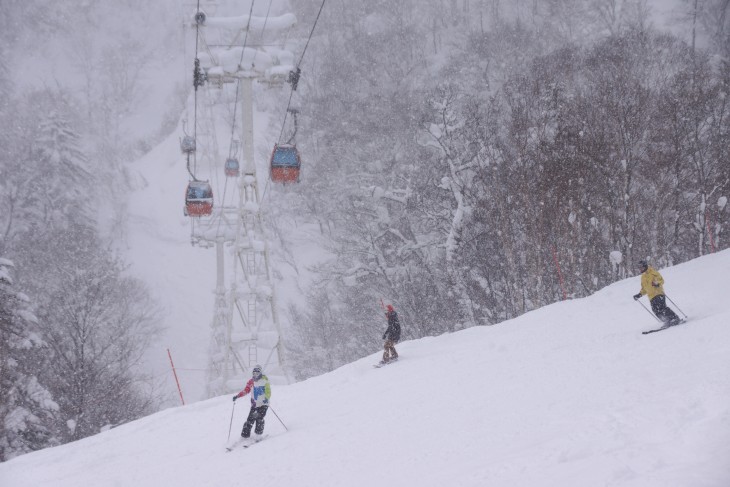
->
xmin=194 ymin=12 xmax=296 ymax=83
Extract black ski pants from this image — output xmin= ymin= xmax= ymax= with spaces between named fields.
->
xmin=650 ymin=295 xmax=679 ymax=324
xmin=241 ymin=405 xmax=268 ymax=438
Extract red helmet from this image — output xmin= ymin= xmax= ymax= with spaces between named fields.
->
xmin=386 ymin=304 xmax=394 ymax=312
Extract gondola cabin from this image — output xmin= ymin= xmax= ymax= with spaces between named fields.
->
xmin=181 ymin=135 xmax=196 ymax=154
xmin=184 ymin=181 xmax=213 ymax=217
xmin=224 ymin=157 xmax=240 ymax=177
xmin=270 ymin=144 xmax=301 ymax=183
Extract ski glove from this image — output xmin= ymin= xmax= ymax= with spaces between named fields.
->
xmin=232 ymin=395 xmax=238 ymax=402
xmin=633 ymin=293 xmax=642 ymax=300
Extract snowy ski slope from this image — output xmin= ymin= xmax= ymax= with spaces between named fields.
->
xmin=1 ymin=250 xmax=729 ymax=487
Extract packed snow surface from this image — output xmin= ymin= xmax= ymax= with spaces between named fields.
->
xmin=2 ymin=250 xmax=729 ymax=486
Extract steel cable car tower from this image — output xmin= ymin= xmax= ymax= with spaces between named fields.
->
xmin=185 ymin=1 xmax=297 ymax=396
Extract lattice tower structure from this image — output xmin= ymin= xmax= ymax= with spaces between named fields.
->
xmin=186 ymin=5 xmax=296 ymax=396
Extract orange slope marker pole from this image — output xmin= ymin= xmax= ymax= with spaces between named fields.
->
xmin=167 ymin=348 xmax=185 ymax=406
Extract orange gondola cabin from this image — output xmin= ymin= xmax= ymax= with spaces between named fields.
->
xmin=184 ymin=181 xmax=213 ymax=217
xmin=270 ymin=144 xmax=301 ymax=183
xmin=224 ymin=157 xmax=240 ymax=177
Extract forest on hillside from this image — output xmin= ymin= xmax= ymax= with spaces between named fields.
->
xmin=1 ymin=0 xmax=729 ymax=460
xmin=283 ymin=0 xmax=730 ymax=377
xmin=0 ymin=0 xmax=179 ymax=461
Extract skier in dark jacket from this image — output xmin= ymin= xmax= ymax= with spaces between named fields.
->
xmin=633 ymin=260 xmax=681 ymax=325
xmin=381 ymin=304 xmax=401 ymax=364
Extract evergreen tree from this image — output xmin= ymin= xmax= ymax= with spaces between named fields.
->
xmin=0 ymin=258 xmax=58 ymax=461
xmin=33 ymin=107 xmax=94 ymax=230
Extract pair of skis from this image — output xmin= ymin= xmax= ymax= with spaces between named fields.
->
xmin=225 ymin=434 xmax=268 ymax=452
xmin=642 ymin=318 xmax=687 ymax=335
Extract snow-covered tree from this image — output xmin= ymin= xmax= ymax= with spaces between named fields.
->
xmin=0 ymin=258 xmax=58 ymax=461
xmin=36 ymin=253 xmax=160 ymax=443
xmin=1 ymin=90 xmax=92 ymax=257
xmin=32 ymin=105 xmax=94 ymax=229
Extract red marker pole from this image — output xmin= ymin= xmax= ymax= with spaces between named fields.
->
xmin=167 ymin=348 xmax=185 ymax=406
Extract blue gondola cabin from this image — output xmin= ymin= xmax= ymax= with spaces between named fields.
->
xmin=184 ymin=181 xmax=213 ymax=217
xmin=270 ymin=144 xmax=301 ymax=183
xmin=181 ymin=136 xmax=196 ymax=154
xmin=224 ymin=157 xmax=240 ymax=177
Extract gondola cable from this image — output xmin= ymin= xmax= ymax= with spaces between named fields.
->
xmin=226 ymin=0 xmax=257 ymax=161
xmin=276 ymin=0 xmax=326 ymax=145
xmin=262 ymin=0 xmax=326 ymax=204
xmin=192 ymin=0 xmax=203 ymax=178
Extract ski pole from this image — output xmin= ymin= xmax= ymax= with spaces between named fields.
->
xmin=665 ymin=294 xmax=688 ymax=318
xmin=636 ymin=298 xmax=662 ymax=323
xmin=268 ymin=405 xmax=288 ymax=431
xmin=227 ymin=401 xmax=236 ymax=442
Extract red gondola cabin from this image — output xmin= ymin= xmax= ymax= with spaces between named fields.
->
xmin=224 ymin=157 xmax=240 ymax=177
xmin=270 ymin=144 xmax=301 ymax=183
xmin=184 ymin=181 xmax=213 ymax=217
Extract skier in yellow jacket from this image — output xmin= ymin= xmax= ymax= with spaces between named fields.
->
xmin=633 ymin=260 xmax=681 ymax=325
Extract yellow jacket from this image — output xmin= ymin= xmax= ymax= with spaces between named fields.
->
xmin=639 ymin=266 xmax=665 ymax=300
